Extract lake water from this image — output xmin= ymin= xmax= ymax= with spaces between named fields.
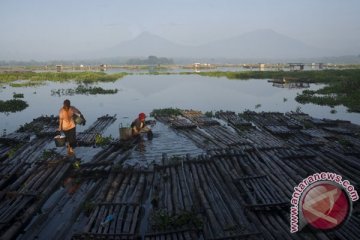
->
xmin=1 ymin=74 xmax=359 ymax=136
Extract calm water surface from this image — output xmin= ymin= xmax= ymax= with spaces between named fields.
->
xmin=1 ymin=74 xmax=359 ymax=136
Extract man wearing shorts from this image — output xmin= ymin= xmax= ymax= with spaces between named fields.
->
xmin=58 ymin=99 xmax=84 ymax=156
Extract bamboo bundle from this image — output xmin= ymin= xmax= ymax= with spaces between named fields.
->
xmin=0 ymin=132 xmax=31 ymax=144
xmin=264 ymin=125 xmax=294 ymax=136
xmin=180 ymin=129 xmax=224 ymax=150
xmin=201 ymin=126 xmax=247 ymax=146
xmin=242 ymin=129 xmax=284 ymax=149
xmin=84 ymin=115 xmax=116 ymax=134
xmin=144 ymin=229 xmax=204 ymax=240
xmin=215 ymin=111 xmax=252 ymax=128
xmin=77 ymin=115 xmax=116 ymax=146
xmin=1 ymin=161 xmax=71 ymax=240
xmin=170 ymin=118 xmax=197 ymax=129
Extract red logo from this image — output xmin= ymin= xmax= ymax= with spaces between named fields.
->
xmin=301 ymin=182 xmax=350 ymax=230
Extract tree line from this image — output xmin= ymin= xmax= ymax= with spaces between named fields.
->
xmin=126 ymin=56 xmax=174 ymax=65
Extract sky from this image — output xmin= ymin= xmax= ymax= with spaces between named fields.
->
xmin=1 ymin=0 xmax=359 ymax=60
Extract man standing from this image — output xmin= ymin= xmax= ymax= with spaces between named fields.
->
xmin=58 ymin=99 xmax=85 ymax=156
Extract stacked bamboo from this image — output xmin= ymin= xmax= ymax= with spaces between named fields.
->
xmin=0 ymin=111 xmax=359 ymax=239
xmin=0 ymin=115 xmax=58 ymax=143
xmin=74 ymin=171 xmax=152 ymax=239
xmin=215 ymin=111 xmax=253 ymax=128
xmin=0 ymin=138 xmax=49 ymax=189
xmin=77 ymin=115 xmax=116 ymax=146
xmin=0 ymin=132 xmax=30 ymax=144
xmin=0 ymin=158 xmax=71 ymax=240
xmin=84 ymin=115 xmax=117 ymax=133
xmin=181 ymin=110 xmax=219 ymax=127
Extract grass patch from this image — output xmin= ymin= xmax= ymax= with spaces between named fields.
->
xmin=198 ymin=69 xmax=360 ymax=112
xmin=0 ymin=72 xmax=127 ymax=85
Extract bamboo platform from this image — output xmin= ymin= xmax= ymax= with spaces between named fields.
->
xmin=0 ymin=110 xmax=359 ymax=240
xmin=77 ymin=114 xmax=117 ymax=146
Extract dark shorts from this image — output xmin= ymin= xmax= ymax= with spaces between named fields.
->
xmin=63 ymin=127 xmax=77 ymax=148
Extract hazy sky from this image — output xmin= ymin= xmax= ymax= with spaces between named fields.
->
xmin=1 ymin=0 xmax=359 ymax=60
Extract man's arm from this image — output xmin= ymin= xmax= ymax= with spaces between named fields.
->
xmin=132 ymin=126 xmax=140 ymax=135
xmin=58 ymin=112 xmax=63 ymax=131
xmin=71 ymin=106 xmax=81 ymax=115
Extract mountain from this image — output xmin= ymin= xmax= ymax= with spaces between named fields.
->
xmin=96 ymin=30 xmax=338 ymax=60
xmin=63 ymin=29 xmax=352 ymax=61
xmin=100 ymin=32 xmax=191 ymax=58
xmin=197 ymin=29 xmax=335 ymax=59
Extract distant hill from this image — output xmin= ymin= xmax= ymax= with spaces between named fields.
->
xmin=97 ymin=29 xmax=337 ymax=59
xmin=197 ymin=29 xmax=334 ymax=58
xmin=100 ymin=32 xmax=191 ymax=58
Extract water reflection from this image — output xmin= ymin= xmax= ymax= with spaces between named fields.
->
xmin=1 ymin=74 xmax=359 ymax=135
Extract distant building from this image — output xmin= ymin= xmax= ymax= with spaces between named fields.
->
xmin=289 ymin=63 xmax=304 ymax=71
xmin=56 ymin=65 xmax=63 ymax=72
xmin=259 ymin=63 xmax=265 ymax=71
xmin=100 ymin=64 xmax=107 ymax=71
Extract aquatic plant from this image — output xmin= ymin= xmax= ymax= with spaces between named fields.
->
xmin=51 ymin=85 xmax=118 ymax=96
xmin=95 ymin=134 xmax=113 ymax=146
xmin=0 ymin=71 xmax=127 ymax=85
xmin=0 ymin=99 xmax=29 ymax=113
xmin=330 ymin=109 xmax=337 ymax=114
xmin=150 ymin=108 xmax=182 ymax=117
xmin=204 ymin=111 xmax=214 ymax=118
xmin=10 ymin=81 xmax=44 ymax=87
xmin=6 ymin=144 xmax=22 ymax=158
xmin=150 ymin=209 xmax=203 ymax=231
xmin=82 ymin=201 xmax=96 ymax=217
xmin=197 ymin=69 xmax=360 ymax=113
xmin=13 ymin=93 xmax=24 ymax=98
xmin=41 ymin=149 xmax=60 ymax=160
xmin=338 ymin=139 xmax=353 ymax=148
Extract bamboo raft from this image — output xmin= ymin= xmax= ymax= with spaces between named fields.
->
xmin=77 ymin=115 xmax=117 ymax=146
xmin=0 ymin=110 xmax=360 ymax=240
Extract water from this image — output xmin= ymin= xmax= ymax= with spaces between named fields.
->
xmin=1 ymin=74 xmax=359 ymax=135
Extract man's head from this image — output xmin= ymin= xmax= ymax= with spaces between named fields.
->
xmin=63 ymin=99 xmax=71 ymax=110
xmin=138 ymin=112 xmax=146 ymax=121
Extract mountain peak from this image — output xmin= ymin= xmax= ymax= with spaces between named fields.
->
xmin=102 ymin=29 xmax=336 ymax=59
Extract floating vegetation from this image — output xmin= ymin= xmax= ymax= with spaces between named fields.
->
xmin=13 ymin=93 xmax=24 ymax=98
xmin=150 ymin=108 xmax=182 ymax=117
xmin=10 ymin=81 xmax=44 ymax=88
xmin=6 ymin=144 xmax=22 ymax=158
xmin=82 ymin=201 xmax=96 ymax=217
xmin=283 ymin=97 xmax=288 ymax=102
xmin=95 ymin=134 xmax=113 ymax=146
xmin=0 ymin=99 xmax=29 ymax=113
xmin=338 ymin=138 xmax=354 ymax=148
xmin=204 ymin=111 xmax=214 ymax=118
xmin=150 ymin=209 xmax=203 ymax=231
xmin=41 ymin=149 xmax=60 ymax=160
xmin=0 ymin=72 xmax=127 ymax=85
xmin=51 ymin=84 xmax=118 ymax=96
xmin=198 ymin=69 xmax=360 ymax=113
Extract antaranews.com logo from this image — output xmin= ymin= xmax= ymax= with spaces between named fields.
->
xmin=290 ymin=172 xmax=359 ymax=233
